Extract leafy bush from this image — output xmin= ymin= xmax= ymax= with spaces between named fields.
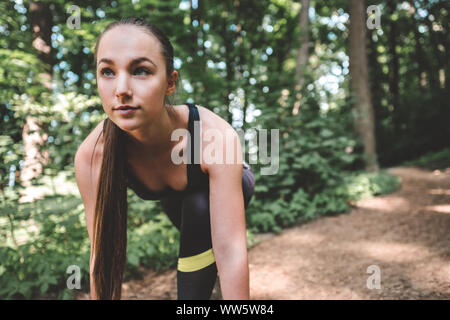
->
xmin=401 ymin=148 xmax=450 ymax=171
xmin=246 ymin=170 xmax=401 ymax=233
xmin=125 ymin=213 xmax=179 ymax=280
xmin=0 ymin=190 xmax=180 ymax=300
xmin=343 ymin=170 xmax=401 ymax=201
xmin=0 ymin=195 xmax=90 ymax=299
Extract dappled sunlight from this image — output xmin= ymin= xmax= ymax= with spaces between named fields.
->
xmin=428 ymin=189 xmax=450 ymax=195
xmin=433 ymin=169 xmax=450 ymax=176
xmin=250 ymin=265 xmax=366 ymax=300
xmin=341 ymin=240 xmax=431 ymax=263
xmin=18 ymin=170 xmax=78 ymax=203
xmin=424 ymin=205 xmax=450 ymax=214
xmin=283 ymin=231 xmax=326 ymax=246
xmin=354 ymin=196 xmax=410 ymax=212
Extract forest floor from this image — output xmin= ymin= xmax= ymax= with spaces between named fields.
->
xmin=76 ymin=166 xmax=450 ymax=300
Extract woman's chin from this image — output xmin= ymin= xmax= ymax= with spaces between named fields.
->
xmin=112 ymin=118 xmax=142 ymax=132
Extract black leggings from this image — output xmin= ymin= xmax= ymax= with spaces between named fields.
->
xmin=160 ymin=166 xmax=255 ymax=300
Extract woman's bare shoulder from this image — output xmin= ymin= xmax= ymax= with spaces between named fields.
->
xmin=171 ymin=103 xmax=233 ymax=133
xmin=75 ymin=119 xmax=106 ymax=165
xmin=194 ymin=105 xmax=243 ymax=172
xmin=196 ymin=104 xmax=235 ymax=132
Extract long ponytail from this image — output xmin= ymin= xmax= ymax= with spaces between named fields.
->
xmin=91 ymin=17 xmax=177 ymax=299
xmin=92 ymin=118 xmax=128 ymax=299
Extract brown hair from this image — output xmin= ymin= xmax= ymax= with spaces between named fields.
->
xmin=90 ymin=18 xmax=177 ymax=299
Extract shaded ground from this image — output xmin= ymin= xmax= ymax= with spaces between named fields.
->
xmin=76 ymin=166 xmax=450 ymax=300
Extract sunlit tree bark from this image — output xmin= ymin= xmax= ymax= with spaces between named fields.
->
xmin=20 ymin=0 xmax=53 ymax=199
xmin=349 ymin=0 xmax=379 ymax=172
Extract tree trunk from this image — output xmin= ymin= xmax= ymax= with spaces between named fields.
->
xmin=422 ymin=5 xmax=445 ymax=90
xmin=407 ymin=0 xmax=427 ymax=91
xmin=292 ymin=0 xmax=310 ymax=115
xmin=238 ymin=37 xmax=249 ymax=131
xmin=387 ymin=0 xmax=400 ymax=133
xmin=367 ymin=28 xmax=386 ymax=145
xmin=349 ymin=0 xmax=379 ymax=172
xmin=20 ymin=1 xmax=53 ymax=200
xmin=295 ymin=0 xmax=310 ymax=85
xmin=221 ymin=5 xmax=234 ymax=124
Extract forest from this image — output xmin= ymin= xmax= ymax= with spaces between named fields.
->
xmin=0 ymin=0 xmax=449 ymax=300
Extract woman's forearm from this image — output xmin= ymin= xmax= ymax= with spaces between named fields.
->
xmin=215 ymin=247 xmax=250 ymax=299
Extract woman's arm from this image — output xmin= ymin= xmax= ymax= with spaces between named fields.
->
xmin=74 ymin=122 xmax=104 ymax=300
xmin=206 ymin=129 xmax=249 ymax=299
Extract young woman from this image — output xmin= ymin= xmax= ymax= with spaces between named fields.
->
xmin=74 ymin=18 xmax=255 ymax=300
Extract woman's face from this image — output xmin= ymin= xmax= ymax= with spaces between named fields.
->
xmin=96 ymin=25 xmax=176 ymax=131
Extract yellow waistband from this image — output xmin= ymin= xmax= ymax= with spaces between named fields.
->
xmin=177 ymin=248 xmax=216 ymax=272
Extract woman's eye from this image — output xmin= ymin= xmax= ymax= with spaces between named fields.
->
xmin=134 ymin=67 xmax=151 ymax=76
xmin=99 ymin=67 xmax=150 ymax=77
xmin=100 ymin=68 xmax=114 ymax=77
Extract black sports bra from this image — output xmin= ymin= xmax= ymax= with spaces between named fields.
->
xmin=125 ymin=103 xmax=209 ymax=200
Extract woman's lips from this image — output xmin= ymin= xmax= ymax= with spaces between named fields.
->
xmin=114 ymin=106 xmax=140 ymax=116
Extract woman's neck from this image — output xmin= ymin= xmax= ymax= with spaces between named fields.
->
xmin=125 ymin=106 xmax=180 ymax=159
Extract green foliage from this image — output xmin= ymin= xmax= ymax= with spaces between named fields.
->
xmin=0 ymin=135 xmax=24 ymax=190
xmin=0 ymin=49 xmax=47 ymax=104
xmin=0 ymin=195 xmax=90 ymax=299
xmin=401 ymin=148 xmax=450 ymax=171
xmin=125 ymin=191 xmax=180 ymax=279
xmin=0 ymin=191 xmax=180 ymax=299
xmin=247 ymin=170 xmax=401 ymax=233
xmin=126 ymin=213 xmax=179 ymax=279
xmin=1 ymin=0 xmax=447 ymax=300
xmin=343 ymin=171 xmax=402 ymax=202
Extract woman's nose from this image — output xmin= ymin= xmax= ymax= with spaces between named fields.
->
xmin=115 ymin=73 xmax=132 ymax=98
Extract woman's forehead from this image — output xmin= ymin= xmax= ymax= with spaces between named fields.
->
xmin=96 ymin=25 xmax=163 ymax=65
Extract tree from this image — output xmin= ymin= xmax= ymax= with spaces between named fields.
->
xmin=20 ymin=0 xmax=53 ymax=196
xmin=293 ymin=0 xmax=310 ymax=116
xmin=349 ymin=0 xmax=379 ymax=172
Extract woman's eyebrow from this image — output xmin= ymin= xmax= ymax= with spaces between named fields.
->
xmin=97 ymin=57 xmax=157 ymax=68
xmin=130 ymin=57 xmax=156 ymax=68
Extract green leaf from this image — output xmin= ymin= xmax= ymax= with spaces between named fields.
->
xmin=40 ymin=283 xmax=49 ymax=295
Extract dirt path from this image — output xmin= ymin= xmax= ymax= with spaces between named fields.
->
xmin=77 ymin=167 xmax=450 ymax=300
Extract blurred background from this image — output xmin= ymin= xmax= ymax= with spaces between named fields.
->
xmin=0 ymin=0 xmax=449 ymax=299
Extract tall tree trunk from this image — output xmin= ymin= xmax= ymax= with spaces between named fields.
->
xmin=235 ymin=3 xmax=248 ymax=131
xmin=188 ymin=0 xmax=201 ymax=103
xmin=407 ymin=0 xmax=427 ymax=91
xmin=20 ymin=1 xmax=53 ymax=200
xmin=292 ymin=0 xmax=310 ymax=116
xmin=367 ymin=28 xmax=384 ymax=130
xmin=349 ymin=0 xmax=379 ymax=172
xmin=189 ymin=0 xmax=200 ymax=50
xmin=387 ymin=0 xmax=400 ymax=133
xmin=422 ymin=6 xmax=445 ymax=90
xmin=408 ymin=0 xmax=443 ymax=92
xmin=221 ymin=3 xmax=234 ymax=124
xmin=412 ymin=21 xmax=428 ymax=90
xmin=443 ymin=11 xmax=450 ymax=91
xmin=238 ymin=34 xmax=249 ymax=131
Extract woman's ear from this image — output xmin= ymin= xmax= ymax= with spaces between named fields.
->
xmin=166 ymin=70 xmax=179 ymax=96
